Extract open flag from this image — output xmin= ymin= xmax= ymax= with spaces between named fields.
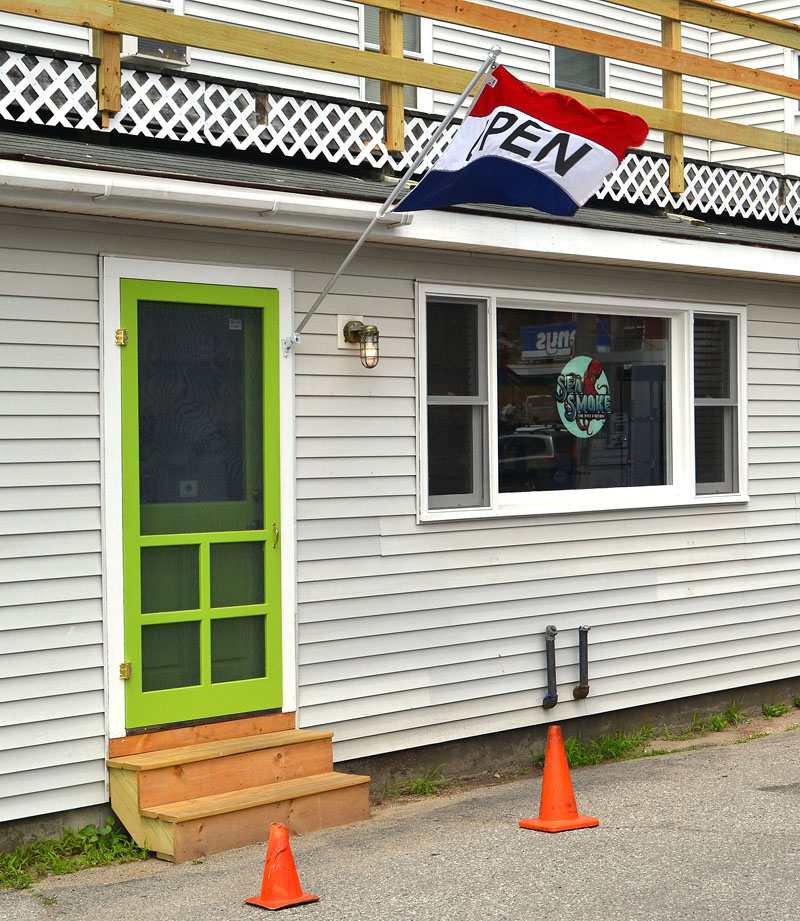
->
xmin=393 ymin=65 xmax=648 ymax=217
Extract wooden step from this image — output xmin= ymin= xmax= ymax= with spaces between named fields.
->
xmin=108 ymin=729 xmax=334 ymax=806
xmin=112 ymin=769 xmax=370 ymax=864
xmin=108 ymin=728 xmax=370 ymax=863
xmin=142 ymin=772 xmax=368 ymax=822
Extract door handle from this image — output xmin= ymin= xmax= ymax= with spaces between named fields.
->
xmin=272 ymin=523 xmax=280 ymax=549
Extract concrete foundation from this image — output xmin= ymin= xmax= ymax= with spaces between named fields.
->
xmin=0 ymin=805 xmax=114 ymax=853
xmin=336 ymin=676 xmax=800 ymax=799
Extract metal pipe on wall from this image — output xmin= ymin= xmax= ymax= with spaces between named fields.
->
xmin=573 ymin=625 xmax=591 ymax=699
xmin=543 ymin=624 xmax=558 ymax=709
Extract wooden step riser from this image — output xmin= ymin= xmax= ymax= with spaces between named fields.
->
xmin=169 ymin=782 xmax=370 ymax=863
xmin=109 ymin=713 xmax=296 ymax=758
xmin=137 ymin=739 xmax=334 ymax=808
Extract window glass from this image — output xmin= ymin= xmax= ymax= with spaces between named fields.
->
xmin=694 ymin=316 xmax=731 ymax=399
xmin=555 ymin=48 xmax=604 ymax=95
xmin=427 ymin=300 xmax=479 ymax=396
xmin=497 ymin=308 xmax=670 ymax=492
xmin=428 ymin=406 xmax=483 ymax=498
xmin=694 ymin=315 xmax=737 ymax=494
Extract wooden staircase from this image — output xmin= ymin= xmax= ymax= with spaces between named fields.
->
xmin=107 ymin=728 xmax=370 ymax=863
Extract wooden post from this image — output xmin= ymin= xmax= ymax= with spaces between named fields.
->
xmin=93 ymin=29 xmax=121 ymax=127
xmin=662 ymin=16 xmax=684 ymax=193
xmin=93 ymin=0 xmax=121 ymax=130
xmin=380 ymin=8 xmax=405 ymax=152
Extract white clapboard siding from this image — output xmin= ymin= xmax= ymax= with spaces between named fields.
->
xmin=709 ymin=0 xmax=799 ymax=170
xmin=184 ymin=0 xmax=361 ymax=97
xmin=430 ymin=20 xmax=551 ymax=115
xmin=0 ymin=239 xmax=105 ymax=824
xmin=289 ymin=242 xmax=800 ymax=761
xmin=0 ymin=13 xmax=90 ymax=55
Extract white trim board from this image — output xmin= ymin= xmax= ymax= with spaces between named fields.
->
xmin=3 ymin=161 xmax=800 ymax=283
xmin=100 ymin=257 xmax=296 ymax=745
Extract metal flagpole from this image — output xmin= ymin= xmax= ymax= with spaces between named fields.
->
xmin=281 ymin=44 xmax=502 ymax=357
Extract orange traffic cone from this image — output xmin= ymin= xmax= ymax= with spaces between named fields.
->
xmin=245 ymin=823 xmax=320 ymax=910
xmin=519 ymin=725 xmax=599 ymax=832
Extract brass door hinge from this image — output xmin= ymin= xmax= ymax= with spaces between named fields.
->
xmin=115 ymin=328 xmax=128 ymax=346
xmin=119 ymin=662 xmax=132 ymax=680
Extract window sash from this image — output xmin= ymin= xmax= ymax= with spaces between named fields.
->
xmin=693 ymin=313 xmax=739 ymax=495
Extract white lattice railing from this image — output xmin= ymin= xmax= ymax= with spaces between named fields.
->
xmin=2 ymin=47 xmax=800 ymax=226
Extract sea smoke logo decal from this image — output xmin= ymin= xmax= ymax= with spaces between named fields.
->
xmin=555 ymin=356 xmax=611 ymax=438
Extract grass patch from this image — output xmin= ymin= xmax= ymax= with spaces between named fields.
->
xmin=762 ymin=702 xmax=791 ymax=719
xmin=724 ymin=698 xmax=748 ymax=726
xmin=662 ymin=699 xmax=748 ymax=741
xmin=735 ymin=732 xmax=769 ymax=743
xmin=0 ymin=818 xmax=147 ymax=890
xmin=562 ymin=726 xmax=655 ymax=768
xmin=387 ymin=764 xmax=448 ymax=797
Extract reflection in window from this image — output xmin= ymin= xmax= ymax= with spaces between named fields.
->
xmin=496 ymin=308 xmax=670 ymax=492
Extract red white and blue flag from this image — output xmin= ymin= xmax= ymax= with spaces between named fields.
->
xmin=393 ymin=65 xmax=649 ymax=217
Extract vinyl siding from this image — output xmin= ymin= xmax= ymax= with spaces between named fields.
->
xmin=710 ymin=0 xmax=800 ymax=171
xmin=289 ymin=247 xmax=800 ymax=761
xmin=2 ymin=208 xmax=800 ymax=808
xmin=183 ymin=0 xmax=362 ymax=98
xmin=0 ymin=239 xmax=105 ymax=822
xmin=0 ymin=13 xmax=90 ymax=55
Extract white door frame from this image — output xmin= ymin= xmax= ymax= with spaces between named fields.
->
xmin=100 ymin=256 xmax=297 ymax=743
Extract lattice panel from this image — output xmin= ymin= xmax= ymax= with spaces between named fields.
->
xmin=0 ymin=50 xmax=96 ymax=129
xmin=596 ymin=153 xmax=672 ymax=208
xmin=678 ymin=163 xmax=800 ymax=225
xmin=2 ymin=48 xmax=800 ymax=226
xmin=113 ymin=70 xmax=205 ymax=142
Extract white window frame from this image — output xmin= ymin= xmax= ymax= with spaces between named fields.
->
xmin=417 ymin=282 xmax=747 ymax=522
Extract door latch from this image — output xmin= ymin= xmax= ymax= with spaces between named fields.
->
xmin=272 ymin=523 xmax=280 ymax=549
xmin=119 ymin=662 xmax=132 ymax=680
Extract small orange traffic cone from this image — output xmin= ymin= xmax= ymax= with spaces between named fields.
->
xmin=245 ymin=823 xmax=319 ymax=910
xmin=519 ymin=725 xmax=599 ymax=833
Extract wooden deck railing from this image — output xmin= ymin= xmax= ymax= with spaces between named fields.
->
xmin=3 ymin=0 xmax=800 ymax=191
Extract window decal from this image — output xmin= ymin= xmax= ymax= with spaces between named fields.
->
xmin=555 ymin=356 xmax=611 ymax=438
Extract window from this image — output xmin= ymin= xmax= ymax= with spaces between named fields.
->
xmin=418 ymin=286 xmax=745 ymax=519
xmin=363 ymin=7 xmax=421 ymax=108
xmin=554 ymin=47 xmax=605 ymax=96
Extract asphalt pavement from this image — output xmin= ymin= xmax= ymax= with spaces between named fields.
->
xmin=2 ymin=730 xmax=799 ymax=921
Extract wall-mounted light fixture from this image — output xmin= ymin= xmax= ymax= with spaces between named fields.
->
xmin=342 ymin=319 xmax=380 ymax=369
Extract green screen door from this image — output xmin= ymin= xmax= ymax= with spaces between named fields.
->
xmin=120 ymin=279 xmax=281 ymax=729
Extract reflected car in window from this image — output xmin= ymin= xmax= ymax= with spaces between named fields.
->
xmin=498 ymin=426 xmax=575 ymax=492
